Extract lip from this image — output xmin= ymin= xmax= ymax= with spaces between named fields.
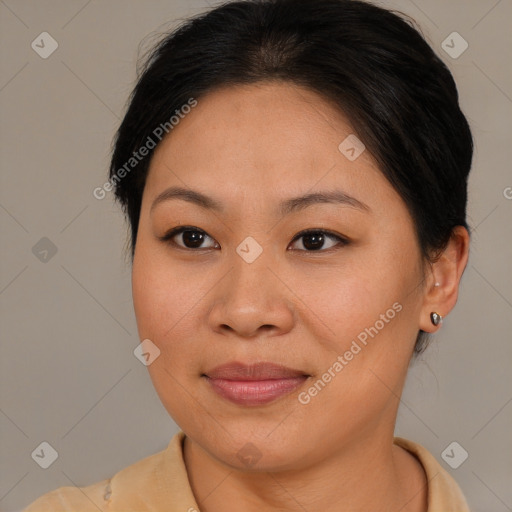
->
xmin=203 ymin=362 xmax=309 ymax=406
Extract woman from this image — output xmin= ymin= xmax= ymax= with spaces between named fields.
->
xmin=24 ymin=0 xmax=472 ymax=510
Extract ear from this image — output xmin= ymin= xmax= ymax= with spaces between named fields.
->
xmin=419 ymin=226 xmax=470 ymax=333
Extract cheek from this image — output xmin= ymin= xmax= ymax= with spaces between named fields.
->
xmin=132 ymin=241 xmax=200 ymax=337
xmin=298 ymin=256 xmax=421 ymax=414
xmin=293 ymin=276 xmax=414 ymax=444
xmin=288 ymin=255 xmax=409 ymax=348
xmin=289 ymin=248 xmax=420 ymax=399
xmin=132 ymin=241 xmax=222 ymax=383
xmin=131 ymin=246 xmax=208 ymax=424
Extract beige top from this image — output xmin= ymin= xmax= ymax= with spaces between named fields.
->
xmin=23 ymin=432 xmax=470 ymax=511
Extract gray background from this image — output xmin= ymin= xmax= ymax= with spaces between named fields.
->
xmin=1 ymin=0 xmax=511 ymax=510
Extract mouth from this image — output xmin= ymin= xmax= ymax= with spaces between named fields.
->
xmin=202 ymin=362 xmax=310 ymax=406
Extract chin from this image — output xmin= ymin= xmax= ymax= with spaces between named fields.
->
xmin=185 ymin=419 xmax=317 ymax=472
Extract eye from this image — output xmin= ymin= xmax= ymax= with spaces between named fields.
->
xmin=160 ymin=226 xmax=219 ymax=250
xmin=288 ymin=229 xmax=348 ymax=252
xmin=160 ymin=226 xmax=348 ymax=252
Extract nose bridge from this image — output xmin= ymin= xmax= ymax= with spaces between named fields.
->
xmin=208 ymin=238 xmax=294 ymax=337
xmin=228 ymin=239 xmax=278 ymax=311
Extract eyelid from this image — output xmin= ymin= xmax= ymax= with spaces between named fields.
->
xmin=159 ymin=226 xmax=350 ymax=251
xmin=159 ymin=225 xmax=219 ymax=250
xmin=288 ymin=228 xmax=349 ymax=251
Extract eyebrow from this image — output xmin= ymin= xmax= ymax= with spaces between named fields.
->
xmin=150 ymin=186 xmax=370 ymax=216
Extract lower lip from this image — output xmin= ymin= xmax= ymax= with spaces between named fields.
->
xmin=204 ymin=376 xmax=308 ymax=406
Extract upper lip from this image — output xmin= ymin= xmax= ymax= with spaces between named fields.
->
xmin=204 ymin=362 xmax=309 ymax=381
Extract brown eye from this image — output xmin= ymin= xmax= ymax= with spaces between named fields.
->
xmin=160 ymin=227 xmax=348 ymax=252
xmin=160 ymin=226 xmax=219 ymax=250
xmin=289 ymin=230 xmax=348 ymax=252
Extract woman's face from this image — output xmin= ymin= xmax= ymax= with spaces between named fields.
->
xmin=132 ymin=82 xmax=430 ymax=470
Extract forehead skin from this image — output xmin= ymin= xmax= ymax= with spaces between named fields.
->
xmin=147 ymin=82 xmax=392 ymax=225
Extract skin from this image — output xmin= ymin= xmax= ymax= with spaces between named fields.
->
xmin=132 ymin=82 xmax=469 ymax=512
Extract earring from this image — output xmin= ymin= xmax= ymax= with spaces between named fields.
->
xmin=430 ymin=312 xmax=443 ymax=326
xmin=434 ymin=282 xmax=440 ymax=287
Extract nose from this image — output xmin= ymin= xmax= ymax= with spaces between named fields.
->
xmin=207 ymin=250 xmax=295 ymax=339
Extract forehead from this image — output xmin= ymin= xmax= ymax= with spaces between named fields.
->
xmin=144 ymin=82 xmax=398 ymax=216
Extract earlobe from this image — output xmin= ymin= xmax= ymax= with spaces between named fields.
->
xmin=419 ymin=226 xmax=470 ymax=333
xmin=430 ymin=311 xmax=443 ymax=326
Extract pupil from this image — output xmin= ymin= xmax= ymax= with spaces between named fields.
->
xmin=303 ymin=232 xmax=324 ymax=250
xmin=180 ymin=231 xmax=326 ymax=250
xmin=183 ymin=230 xmax=204 ymax=248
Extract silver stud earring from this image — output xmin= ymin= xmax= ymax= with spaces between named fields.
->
xmin=430 ymin=312 xmax=442 ymax=326
xmin=434 ymin=282 xmax=440 ymax=287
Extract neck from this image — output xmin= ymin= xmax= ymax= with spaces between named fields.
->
xmin=183 ymin=429 xmax=427 ymax=512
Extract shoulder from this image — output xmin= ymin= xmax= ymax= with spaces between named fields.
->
xmin=23 ymin=434 xmax=186 ymax=511
xmin=22 ymin=477 xmax=112 ymax=512
xmin=393 ymin=437 xmax=471 ymax=512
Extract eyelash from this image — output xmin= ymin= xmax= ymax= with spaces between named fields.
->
xmin=159 ymin=226 xmax=350 ymax=253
